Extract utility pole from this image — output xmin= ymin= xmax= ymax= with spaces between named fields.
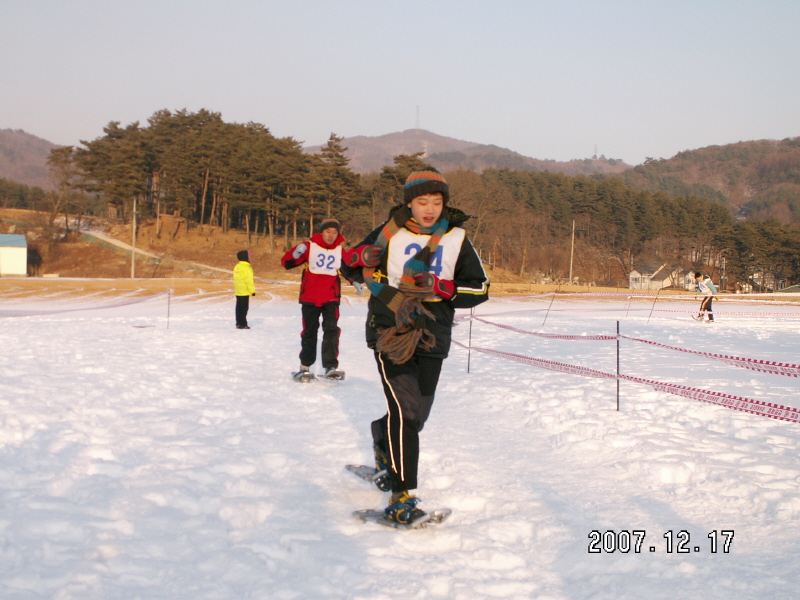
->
xmin=568 ymin=219 xmax=575 ymax=285
xmin=131 ymin=196 xmax=137 ymax=279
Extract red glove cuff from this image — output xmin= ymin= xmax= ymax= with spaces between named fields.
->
xmin=433 ymin=276 xmax=455 ymax=299
xmin=343 ymin=245 xmax=382 ymax=267
xmin=413 ymin=272 xmax=455 ymax=299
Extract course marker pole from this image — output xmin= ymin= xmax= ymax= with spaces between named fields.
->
xmin=616 ymin=321 xmax=620 ymax=411
xmin=647 ymin=289 xmax=661 ymax=324
xmin=542 ymin=292 xmax=556 ymax=327
xmin=467 ymin=307 xmax=475 ymax=373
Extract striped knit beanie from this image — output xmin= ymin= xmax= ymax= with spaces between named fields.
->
xmin=317 ymin=217 xmax=341 ymax=234
xmin=403 ymin=167 xmax=450 ymax=205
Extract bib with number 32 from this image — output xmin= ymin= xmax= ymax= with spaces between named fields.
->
xmin=308 ymin=242 xmax=342 ymax=276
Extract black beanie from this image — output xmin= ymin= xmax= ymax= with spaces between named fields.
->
xmin=318 ymin=218 xmax=341 ymax=234
xmin=237 ymin=250 xmax=249 ymax=261
xmin=404 ymin=167 xmax=449 ymax=205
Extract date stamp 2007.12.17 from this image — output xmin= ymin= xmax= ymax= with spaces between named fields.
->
xmin=588 ymin=530 xmax=734 ymax=554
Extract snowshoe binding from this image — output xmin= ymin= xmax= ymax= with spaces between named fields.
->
xmin=372 ymin=443 xmax=391 ymax=491
xmin=384 ymin=491 xmax=429 ymax=526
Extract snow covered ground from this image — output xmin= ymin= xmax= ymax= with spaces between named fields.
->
xmin=1 ymin=287 xmax=799 ymax=599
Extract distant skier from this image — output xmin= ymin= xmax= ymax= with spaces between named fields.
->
xmin=694 ymin=271 xmax=717 ymax=322
xmin=341 ymin=166 xmax=489 ymax=525
xmin=233 ymin=250 xmax=255 ymax=329
xmin=282 ymin=218 xmax=348 ymax=381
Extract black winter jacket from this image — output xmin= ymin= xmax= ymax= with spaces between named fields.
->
xmin=341 ymin=207 xmax=489 ymax=359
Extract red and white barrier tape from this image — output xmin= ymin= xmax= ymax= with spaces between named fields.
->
xmin=495 ymin=290 xmax=800 ymax=301
xmin=456 ymin=306 xmax=654 ymax=321
xmin=0 ymin=291 xmax=170 ymax=319
xmin=453 ymin=340 xmax=800 ymax=424
xmin=619 ymin=335 xmax=800 ymax=378
xmin=651 ymin=307 xmax=800 ymax=317
xmin=472 ymin=316 xmax=616 ymax=340
xmin=453 ymin=340 xmax=615 ymax=380
xmin=472 ymin=315 xmax=800 ymax=378
xmin=619 ymin=373 xmax=800 ymax=423
xmin=463 ymin=303 xmax=800 ymax=319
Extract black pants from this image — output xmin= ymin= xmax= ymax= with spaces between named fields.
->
xmin=372 ymin=352 xmax=443 ymax=493
xmin=699 ymin=296 xmax=714 ymax=321
xmin=300 ymin=303 xmax=340 ymax=368
xmin=235 ymin=295 xmax=250 ymax=328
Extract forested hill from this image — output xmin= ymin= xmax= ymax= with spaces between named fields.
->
xmin=5 ymin=121 xmax=800 ymax=225
xmin=0 ymin=129 xmax=57 ymax=189
xmin=3 ymin=109 xmax=800 ymax=290
xmin=304 ymin=129 xmax=631 ymax=177
xmin=619 ymin=137 xmax=800 ymax=223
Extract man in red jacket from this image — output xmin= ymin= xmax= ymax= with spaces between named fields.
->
xmin=282 ymin=218 xmax=348 ymax=381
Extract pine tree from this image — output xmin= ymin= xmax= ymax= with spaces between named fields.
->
xmin=315 ymin=133 xmax=359 ymax=219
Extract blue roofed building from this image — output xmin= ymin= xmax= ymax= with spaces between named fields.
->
xmin=0 ymin=234 xmax=28 ymax=276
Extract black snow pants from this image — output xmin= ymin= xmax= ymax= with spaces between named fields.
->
xmin=299 ymin=302 xmax=340 ymax=369
xmin=371 ymin=351 xmax=443 ymax=493
xmin=235 ymin=295 xmax=250 ymax=328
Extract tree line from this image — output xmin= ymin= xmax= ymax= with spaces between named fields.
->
xmin=3 ymin=108 xmax=800 ymax=289
xmin=0 ymin=178 xmax=47 ymax=211
xmin=54 ymin=109 xmax=361 ymax=247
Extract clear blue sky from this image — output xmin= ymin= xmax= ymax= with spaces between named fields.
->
xmin=2 ymin=0 xmax=798 ymax=166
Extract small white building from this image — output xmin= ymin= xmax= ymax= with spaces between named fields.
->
xmin=629 ymin=263 xmax=683 ymax=291
xmin=0 ymin=234 xmax=28 ymax=276
xmin=629 ymin=263 xmax=657 ymax=290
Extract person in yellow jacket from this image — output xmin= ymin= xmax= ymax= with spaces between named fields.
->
xmin=233 ymin=249 xmax=255 ymax=329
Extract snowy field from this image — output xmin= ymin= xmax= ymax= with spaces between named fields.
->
xmin=1 ymin=286 xmax=799 ymax=600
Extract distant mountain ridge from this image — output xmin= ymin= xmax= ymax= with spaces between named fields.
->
xmin=0 ymin=128 xmax=57 ymax=189
xmin=304 ymin=129 xmax=631 ymax=176
xmin=5 ymin=126 xmax=800 ymax=224
xmin=619 ymin=137 xmax=800 ymax=222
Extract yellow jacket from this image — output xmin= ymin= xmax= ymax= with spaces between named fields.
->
xmin=233 ymin=261 xmax=255 ymax=296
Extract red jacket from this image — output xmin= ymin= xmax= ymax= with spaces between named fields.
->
xmin=281 ymin=233 xmax=345 ymax=306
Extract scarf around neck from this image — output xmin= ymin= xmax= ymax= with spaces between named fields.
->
xmin=363 ymin=205 xmax=450 ymax=364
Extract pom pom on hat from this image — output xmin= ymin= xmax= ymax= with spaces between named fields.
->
xmin=404 ymin=167 xmax=449 ymax=205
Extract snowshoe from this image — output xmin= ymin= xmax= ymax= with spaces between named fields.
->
xmin=323 ymin=367 xmax=345 ymax=381
xmin=346 ymin=464 xmax=391 ymax=492
xmin=292 ymin=366 xmax=315 ymax=383
xmin=352 ymin=507 xmax=451 ymax=530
